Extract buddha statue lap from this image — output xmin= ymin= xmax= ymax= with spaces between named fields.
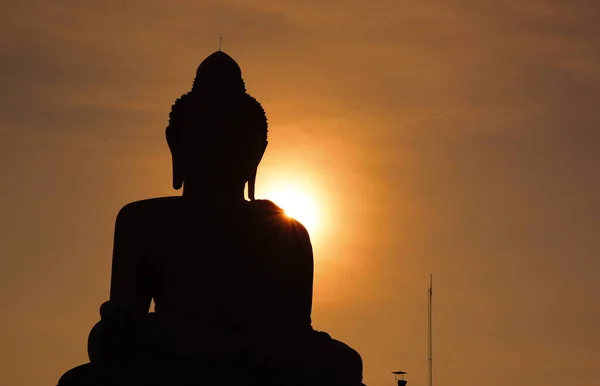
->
xmin=57 ymin=51 xmax=364 ymax=386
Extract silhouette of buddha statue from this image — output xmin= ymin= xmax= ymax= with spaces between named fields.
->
xmin=57 ymin=51 xmax=364 ymax=386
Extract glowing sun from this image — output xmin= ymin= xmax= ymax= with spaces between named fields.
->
xmin=265 ymin=186 xmax=320 ymax=235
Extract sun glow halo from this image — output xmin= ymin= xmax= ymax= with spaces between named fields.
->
xmin=265 ymin=186 xmax=319 ymax=235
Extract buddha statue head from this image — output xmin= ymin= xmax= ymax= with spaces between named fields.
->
xmin=166 ymin=51 xmax=268 ymax=200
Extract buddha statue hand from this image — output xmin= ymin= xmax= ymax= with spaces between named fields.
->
xmin=88 ymin=301 xmax=142 ymax=364
xmin=99 ymin=300 xmax=140 ymax=325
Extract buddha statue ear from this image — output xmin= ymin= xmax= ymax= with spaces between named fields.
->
xmin=247 ymin=140 xmax=268 ymax=201
xmin=166 ymin=125 xmax=184 ymax=190
xmin=247 ymin=168 xmax=257 ymax=201
xmin=172 ymin=155 xmax=184 ymax=190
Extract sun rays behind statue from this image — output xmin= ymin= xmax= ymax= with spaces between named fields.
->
xmin=263 ymin=183 xmax=320 ymax=236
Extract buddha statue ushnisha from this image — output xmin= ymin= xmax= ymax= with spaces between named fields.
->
xmin=57 ymin=50 xmax=364 ymax=386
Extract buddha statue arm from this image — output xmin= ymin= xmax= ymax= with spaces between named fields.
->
xmin=280 ymin=219 xmax=314 ymax=331
xmin=254 ymin=200 xmax=314 ymax=332
xmin=108 ymin=203 xmax=153 ymax=316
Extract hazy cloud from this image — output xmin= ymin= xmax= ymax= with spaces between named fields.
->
xmin=1 ymin=1 xmax=599 ymax=386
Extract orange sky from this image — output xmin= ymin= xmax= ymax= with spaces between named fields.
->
xmin=1 ymin=1 xmax=599 ymax=385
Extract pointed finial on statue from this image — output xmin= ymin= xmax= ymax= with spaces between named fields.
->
xmin=219 ymin=37 xmax=222 ymax=51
